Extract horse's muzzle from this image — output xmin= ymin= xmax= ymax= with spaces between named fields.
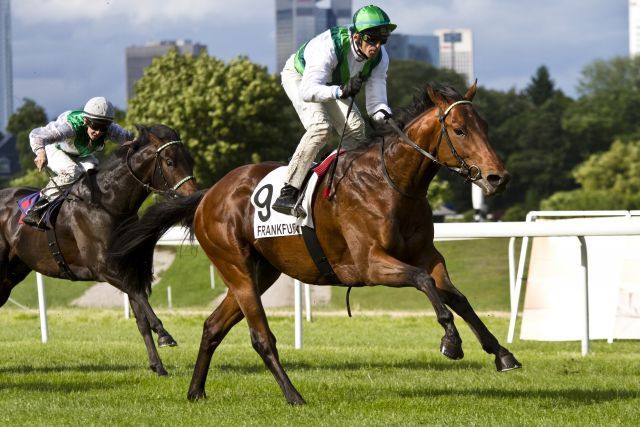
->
xmin=483 ymin=171 xmax=510 ymax=195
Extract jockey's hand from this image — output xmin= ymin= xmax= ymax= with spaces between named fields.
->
xmin=372 ymin=109 xmax=393 ymax=123
xmin=339 ymin=74 xmax=364 ymax=99
xmin=34 ymin=150 xmax=47 ymax=171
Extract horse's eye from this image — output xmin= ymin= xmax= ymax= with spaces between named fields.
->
xmin=166 ymin=159 xmax=174 ymax=167
xmin=454 ymin=128 xmax=466 ymax=137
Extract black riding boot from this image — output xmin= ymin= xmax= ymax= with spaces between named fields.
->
xmin=22 ymin=198 xmax=51 ymax=229
xmin=272 ymin=184 xmax=303 ymax=217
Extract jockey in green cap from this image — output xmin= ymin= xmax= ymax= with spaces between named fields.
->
xmin=272 ymin=4 xmax=397 ymax=217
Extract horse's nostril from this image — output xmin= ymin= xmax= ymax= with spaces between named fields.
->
xmin=487 ymin=173 xmax=510 ymax=188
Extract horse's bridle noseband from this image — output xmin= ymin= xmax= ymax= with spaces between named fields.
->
xmin=126 ymin=140 xmax=196 ymax=197
xmin=382 ymin=100 xmax=482 ymax=198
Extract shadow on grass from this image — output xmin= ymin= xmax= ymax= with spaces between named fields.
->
xmin=216 ymin=359 xmax=485 ymax=374
xmin=0 ymin=363 xmax=141 ymax=375
xmin=398 ymin=387 xmax=640 ymax=405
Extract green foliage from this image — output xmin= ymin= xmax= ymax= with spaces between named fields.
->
xmin=8 ymin=167 xmax=48 ymax=188
xmin=541 ymin=139 xmax=640 ymax=210
xmin=6 ymin=98 xmax=49 ymax=172
xmin=524 ymin=65 xmax=557 ymax=106
xmin=563 ymin=55 xmax=640 ymax=157
xmin=127 ymin=49 xmax=300 ymax=186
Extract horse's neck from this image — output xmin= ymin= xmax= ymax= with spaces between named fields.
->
xmin=90 ymin=158 xmax=151 ymax=216
xmin=383 ymin=125 xmax=440 ymax=193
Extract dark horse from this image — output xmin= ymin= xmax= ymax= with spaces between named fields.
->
xmin=0 ymin=124 xmax=197 ymax=376
xmin=111 ymin=83 xmax=521 ymax=404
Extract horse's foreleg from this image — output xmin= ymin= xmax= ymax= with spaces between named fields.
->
xmin=366 ymin=250 xmax=463 ymax=360
xmin=128 ymin=297 xmax=169 ymax=376
xmin=187 ymin=291 xmax=244 ymax=401
xmin=429 ymin=252 xmax=522 ymax=371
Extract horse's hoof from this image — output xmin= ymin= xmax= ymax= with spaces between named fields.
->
xmin=187 ymin=389 xmax=207 ymax=401
xmin=495 ymin=351 xmax=522 ymax=372
xmin=150 ymin=364 xmax=169 ymax=376
xmin=287 ymin=395 xmax=306 ymax=406
xmin=158 ymin=334 xmax=178 ymax=347
xmin=440 ymin=337 xmax=464 ymax=360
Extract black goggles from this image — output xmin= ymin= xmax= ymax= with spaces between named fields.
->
xmin=361 ymin=32 xmax=388 ymax=46
xmin=86 ymin=118 xmax=110 ymax=132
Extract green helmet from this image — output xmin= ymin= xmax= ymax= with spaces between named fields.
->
xmin=351 ymin=5 xmax=397 ymax=34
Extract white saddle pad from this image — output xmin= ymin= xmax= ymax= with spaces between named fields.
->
xmin=251 ymin=167 xmax=319 ymax=239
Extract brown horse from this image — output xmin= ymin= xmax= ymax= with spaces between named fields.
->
xmin=111 ymin=83 xmax=521 ymax=404
xmin=0 ymin=124 xmax=197 ymax=376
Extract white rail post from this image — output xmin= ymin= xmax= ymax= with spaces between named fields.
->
xmin=578 ymin=236 xmax=590 ymax=356
xmin=304 ymin=283 xmax=312 ymax=322
xmin=36 ymin=273 xmax=48 ymax=343
xmin=123 ymin=293 xmax=130 ymax=319
xmin=209 ymin=264 xmax=215 ymax=289
xmin=294 ymin=280 xmax=303 ymax=349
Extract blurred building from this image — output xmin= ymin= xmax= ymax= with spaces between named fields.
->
xmin=433 ymin=28 xmax=474 ymax=85
xmin=0 ymin=0 xmax=13 ymax=133
xmin=385 ymin=33 xmax=440 ymax=66
xmin=275 ymin=0 xmax=352 ymax=73
xmin=125 ymin=39 xmax=207 ymax=101
xmin=631 ymin=0 xmax=640 ymax=56
xmin=0 ymin=132 xmax=19 ymax=179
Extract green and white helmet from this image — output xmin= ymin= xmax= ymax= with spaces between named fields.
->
xmin=83 ymin=96 xmax=115 ymax=122
xmin=351 ymin=5 xmax=397 ymax=35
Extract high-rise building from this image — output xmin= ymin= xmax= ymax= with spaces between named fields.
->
xmin=385 ymin=34 xmax=440 ymax=66
xmin=433 ymin=28 xmax=474 ymax=85
xmin=0 ymin=0 xmax=13 ymax=132
xmin=125 ymin=39 xmax=207 ymax=101
xmin=631 ymin=0 xmax=640 ymax=56
xmin=275 ymin=0 xmax=352 ymax=73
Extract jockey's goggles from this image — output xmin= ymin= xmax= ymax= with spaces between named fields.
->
xmin=86 ymin=118 xmax=111 ymax=132
xmin=361 ymin=32 xmax=388 ymax=46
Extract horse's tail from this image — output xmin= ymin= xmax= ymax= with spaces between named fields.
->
xmin=107 ymin=189 xmax=207 ymax=295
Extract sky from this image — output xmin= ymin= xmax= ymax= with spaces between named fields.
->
xmin=9 ymin=0 xmax=631 ymax=119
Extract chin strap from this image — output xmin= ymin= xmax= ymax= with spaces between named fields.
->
xmin=351 ymin=32 xmax=368 ymax=61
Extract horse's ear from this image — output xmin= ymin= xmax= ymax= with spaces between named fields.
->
xmin=426 ymin=85 xmax=448 ymax=112
xmin=464 ymin=79 xmax=478 ymax=101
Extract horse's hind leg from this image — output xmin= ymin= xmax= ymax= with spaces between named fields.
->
xmin=191 ymin=254 xmax=305 ymax=405
xmin=127 ymin=291 xmax=177 ymax=347
xmin=187 ymin=290 xmax=245 ymax=400
xmin=429 ymin=250 xmax=522 ymax=371
xmin=128 ymin=297 xmax=169 ymax=376
xmin=0 ymin=250 xmax=32 ymax=308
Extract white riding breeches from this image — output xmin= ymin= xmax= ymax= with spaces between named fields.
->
xmin=42 ymin=144 xmax=98 ymax=199
xmin=281 ymin=65 xmax=367 ymax=189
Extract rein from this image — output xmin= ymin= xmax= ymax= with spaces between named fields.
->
xmin=125 ymin=140 xmax=195 ymax=196
xmin=382 ymin=100 xmax=482 ymax=197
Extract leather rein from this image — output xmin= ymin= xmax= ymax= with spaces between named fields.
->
xmin=125 ymin=140 xmax=195 ymax=197
xmin=381 ymin=100 xmax=482 ymax=199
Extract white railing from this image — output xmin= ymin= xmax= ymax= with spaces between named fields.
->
xmin=31 ymin=215 xmax=640 ymax=355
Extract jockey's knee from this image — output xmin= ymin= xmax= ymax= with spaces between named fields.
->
xmin=304 ymin=122 xmax=332 ymax=148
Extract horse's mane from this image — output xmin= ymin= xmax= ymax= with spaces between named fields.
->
xmin=370 ymin=83 xmax=463 ymax=142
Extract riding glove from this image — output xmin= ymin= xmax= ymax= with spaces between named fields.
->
xmin=339 ymin=74 xmax=364 ymax=99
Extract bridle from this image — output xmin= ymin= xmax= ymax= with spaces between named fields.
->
xmin=382 ymin=100 xmax=482 ymax=198
xmin=125 ymin=140 xmax=195 ymax=197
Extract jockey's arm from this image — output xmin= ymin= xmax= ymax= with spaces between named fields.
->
xmin=299 ymin=36 xmax=341 ymax=103
xmin=107 ymin=123 xmax=134 ymax=144
xmin=29 ymin=114 xmax=75 ymax=171
xmin=365 ymin=48 xmax=392 ymax=122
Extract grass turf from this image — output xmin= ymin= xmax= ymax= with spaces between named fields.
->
xmin=0 ymin=310 xmax=638 ymax=426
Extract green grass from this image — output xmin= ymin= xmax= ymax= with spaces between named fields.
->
xmin=0 ymin=310 xmax=638 ymax=426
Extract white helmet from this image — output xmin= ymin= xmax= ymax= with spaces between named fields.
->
xmin=83 ymin=96 xmax=115 ymax=122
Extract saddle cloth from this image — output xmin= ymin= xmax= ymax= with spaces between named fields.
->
xmin=251 ymin=151 xmax=345 ymax=239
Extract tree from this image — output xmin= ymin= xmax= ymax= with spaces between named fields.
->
xmin=541 ymin=140 xmax=640 ymax=210
xmin=6 ymin=98 xmax=48 ymax=172
xmin=562 ymin=56 xmax=640 ymax=158
xmin=127 ymin=49 xmax=301 ymax=186
xmin=524 ymin=66 xmax=556 ymax=106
